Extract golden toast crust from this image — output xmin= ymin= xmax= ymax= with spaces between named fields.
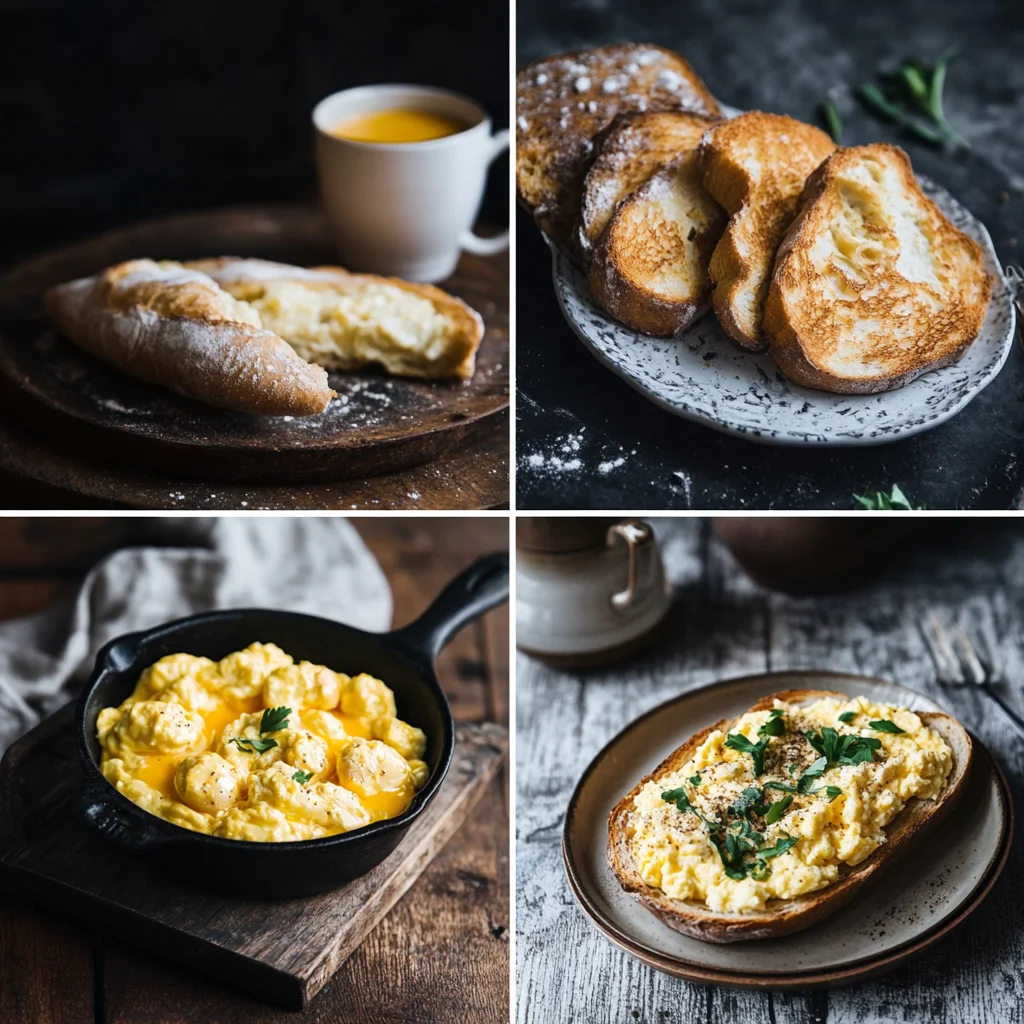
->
xmin=579 ymin=111 xmax=721 ymax=261
xmin=699 ymin=112 xmax=836 ymax=350
xmin=589 ymin=153 xmax=725 ymax=336
xmin=606 ymin=688 xmax=973 ymax=943
xmin=516 ymin=44 xmax=720 ymax=247
xmin=764 ymin=143 xmax=992 ymax=394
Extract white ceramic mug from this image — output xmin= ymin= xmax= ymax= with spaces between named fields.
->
xmin=313 ymin=84 xmax=509 ymax=282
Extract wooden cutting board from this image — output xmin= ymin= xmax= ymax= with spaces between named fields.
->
xmin=0 ymin=702 xmax=507 ymax=1009
xmin=0 ymin=204 xmax=508 ymax=484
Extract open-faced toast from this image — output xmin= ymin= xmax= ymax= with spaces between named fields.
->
xmin=516 ymin=44 xmax=720 ymax=247
xmin=698 ymin=112 xmax=836 ymax=350
xmin=589 ymin=144 xmax=725 ymax=337
xmin=607 ymin=688 xmax=972 ymax=943
xmin=579 ymin=111 xmax=721 ymax=262
xmin=763 ymin=144 xmax=992 ymax=394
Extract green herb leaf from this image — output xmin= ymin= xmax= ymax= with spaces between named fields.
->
xmin=838 ymin=711 xmax=857 ymax=724
xmin=869 ymin=719 xmax=906 ymax=734
xmin=728 ymin=787 xmax=762 ymax=817
xmin=725 ymin=732 xmax=772 ymax=776
xmin=853 ymin=484 xmax=923 ymax=511
xmin=759 ymin=713 xmax=786 ymax=738
xmin=750 ymin=863 xmax=772 ymax=882
xmin=662 ymin=788 xmax=718 ymax=830
xmin=826 ymin=786 xmax=843 ymax=802
xmin=260 ymin=706 xmax=291 ymax=734
xmin=855 ymin=83 xmax=949 ymax=144
xmin=292 ymin=769 xmax=313 ymax=784
xmin=764 ymin=794 xmax=793 ymax=825
xmin=821 ymin=99 xmax=843 ymax=143
xmin=806 ymin=729 xmax=881 ymax=769
xmin=229 ymin=736 xmax=279 ymax=754
xmin=788 ymin=763 xmax=800 ymax=776
xmin=709 ymin=833 xmax=748 ymax=880
xmin=758 ymin=834 xmax=800 ymax=860
xmin=689 ymin=774 xmax=702 ymax=786
xmin=797 ymin=756 xmax=829 ymax=793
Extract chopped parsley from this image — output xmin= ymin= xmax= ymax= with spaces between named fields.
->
xmin=725 ymin=732 xmax=771 ymax=776
xmin=764 ymin=795 xmax=793 ymax=825
xmin=757 ymin=834 xmax=800 ymax=860
xmin=260 ymin=706 xmax=292 ymax=733
xmin=806 ymin=727 xmax=881 ymax=768
xmin=292 ymin=769 xmax=313 ymax=784
xmin=826 ymin=786 xmax=843 ymax=802
xmin=869 ymin=719 xmax=906 ymax=734
xmin=689 ymin=774 xmax=702 ymax=786
xmin=838 ymin=711 xmax=857 ymax=724
xmin=229 ymin=736 xmax=278 ymax=754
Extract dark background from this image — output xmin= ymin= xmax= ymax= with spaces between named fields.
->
xmin=0 ymin=0 xmax=509 ymax=270
xmin=517 ymin=0 xmax=1024 ymax=510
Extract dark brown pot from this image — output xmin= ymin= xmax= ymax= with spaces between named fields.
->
xmin=712 ymin=518 xmax=914 ymax=595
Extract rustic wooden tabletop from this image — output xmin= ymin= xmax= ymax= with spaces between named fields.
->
xmin=0 ymin=516 xmax=509 ymax=1024
xmin=516 ymin=518 xmax=1024 ymax=1024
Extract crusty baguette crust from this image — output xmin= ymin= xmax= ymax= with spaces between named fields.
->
xmin=189 ymin=258 xmax=485 ymax=381
xmin=516 ymin=44 xmax=720 ymax=247
xmin=44 ymin=267 xmax=334 ymax=417
xmin=698 ymin=113 xmax=836 ymax=351
xmin=607 ymin=688 xmax=972 ymax=943
xmin=579 ymin=111 xmax=721 ymax=262
xmin=763 ymin=144 xmax=992 ymax=394
xmin=589 ymin=158 xmax=724 ymax=336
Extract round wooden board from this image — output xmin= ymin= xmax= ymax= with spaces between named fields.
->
xmin=0 ymin=415 xmax=507 ymax=510
xmin=0 ymin=205 xmax=508 ymax=484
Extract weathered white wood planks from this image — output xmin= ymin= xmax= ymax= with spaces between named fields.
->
xmin=516 ymin=518 xmax=1024 ymax=1024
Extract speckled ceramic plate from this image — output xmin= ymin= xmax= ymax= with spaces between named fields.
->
xmin=563 ymin=670 xmax=1012 ymax=987
xmin=552 ymin=179 xmax=1017 ymax=446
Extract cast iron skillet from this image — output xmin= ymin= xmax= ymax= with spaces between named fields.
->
xmin=74 ymin=552 xmax=507 ymax=898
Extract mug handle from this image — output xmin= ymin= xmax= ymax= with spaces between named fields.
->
xmin=460 ymin=129 xmax=511 ymax=256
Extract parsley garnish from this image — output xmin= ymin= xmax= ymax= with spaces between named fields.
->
xmin=229 ymin=736 xmax=278 ymax=754
xmin=853 ymin=484 xmax=923 ymax=510
xmin=759 ymin=712 xmax=786 ymax=738
xmin=260 ymin=706 xmax=291 ymax=733
xmin=869 ymin=719 xmax=906 ymax=734
xmin=725 ymin=733 xmax=771 ymax=776
xmin=806 ymin=727 xmax=881 ymax=768
xmin=838 ymin=711 xmax=857 ymax=724
xmin=757 ymin=834 xmax=800 ymax=861
xmin=689 ymin=774 xmax=702 ymax=786
xmin=764 ymin=795 xmax=793 ymax=825
xmin=292 ymin=769 xmax=313 ymax=784
xmin=826 ymin=786 xmax=842 ymax=802
xmin=728 ymin=787 xmax=764 ymax=817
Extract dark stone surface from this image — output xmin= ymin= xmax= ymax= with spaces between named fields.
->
xmin=517 ymin=0 xmax=1024 ymax=510
xmin=0 ymin=0 xmax=508 ymax=270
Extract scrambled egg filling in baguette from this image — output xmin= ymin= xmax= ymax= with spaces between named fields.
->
xmin=628 ymin=696 xmax=952 ymax=913
xmin=230 ymin=279 xmax=467 ymax=377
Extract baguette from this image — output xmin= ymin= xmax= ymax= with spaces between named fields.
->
xmin=45 ymin=260 xmax=334 ymax=417
xmin=607 ymin=688 xmax=972 ymax=943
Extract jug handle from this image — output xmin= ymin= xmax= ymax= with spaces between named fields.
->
xmin=607 ymin=520 xmax=656 ymax=611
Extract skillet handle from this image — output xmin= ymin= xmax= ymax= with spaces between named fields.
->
xmin=391 ymin=552 xmax=509 ymax=662
xmin=79 ymin=772 xmax=168 ymax=852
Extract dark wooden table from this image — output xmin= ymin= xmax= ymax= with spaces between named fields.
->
xmin=516 ymin=518 xmax=1023 ymax=1023
xmin=0 ymin=517 xmax=509 ymax=1023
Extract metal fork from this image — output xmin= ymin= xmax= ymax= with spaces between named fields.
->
xmin=920 ymin=610 xmax=1024 ymax=738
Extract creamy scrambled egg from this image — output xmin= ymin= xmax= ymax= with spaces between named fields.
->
xmin=628 ymin=696 xmax=953 ymax=913
xmin=97 ymin=643 xmax=429 ymax=842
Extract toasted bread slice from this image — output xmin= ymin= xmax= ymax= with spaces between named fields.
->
xmin=579 ymin=111 xmax=721 ymax=261
xmin=516 ymin=44 xmax=720 ymax=247
xmin=589 ymin=148 xmax=725 ymax=336
xmin=763 ymin=144 xmax=992 ymax=393
xmin=699 ymin=112 xmax=836 ymax=350
xmin=608 ymin=688 xmax=972 ymax=943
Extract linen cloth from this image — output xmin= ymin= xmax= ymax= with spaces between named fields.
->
xmin=0 ymin=517 xmax=392 ymax=755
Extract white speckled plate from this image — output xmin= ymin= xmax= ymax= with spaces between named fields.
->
xmin=552 ymin=177 xmax=1017 ymax=446
xmin=563 ymin=670 xmax=1011 ymax=986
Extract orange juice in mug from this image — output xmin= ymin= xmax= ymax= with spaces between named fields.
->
xmin=313 ymin=84 xmax=509 ymax=281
